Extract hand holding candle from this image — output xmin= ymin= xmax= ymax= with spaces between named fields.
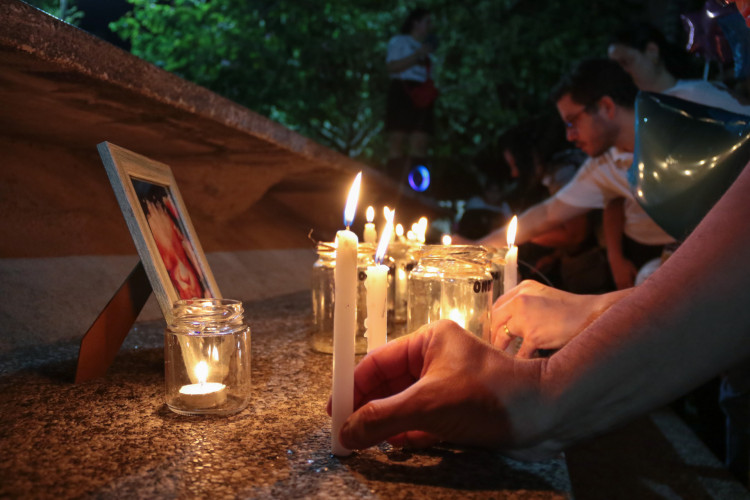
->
xmin=332 ymin=172 xmax=361 ymax=457
xmin=503 ymin=216 xmax=518 ymax=294
xmin=365 ymin=209 xmax=393 ymax=352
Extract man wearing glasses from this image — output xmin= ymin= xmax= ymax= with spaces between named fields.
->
xmin=476 ymin=58 xmax=675 ymax=279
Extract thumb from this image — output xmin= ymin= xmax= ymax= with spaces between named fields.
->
xmin=339 ymin=380 xmax=429 ymax=450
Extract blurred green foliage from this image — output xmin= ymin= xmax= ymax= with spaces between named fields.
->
xmin=25 ymin=0 xmax=84 ymax=24
xmin=42 ymin=0 xmax=640 ymax=192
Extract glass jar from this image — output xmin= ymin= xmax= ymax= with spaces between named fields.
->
xmin=165 ymin=298 xmax=251 ymax=416
xmin=385 ymin=241 xmax=419 ymax=323
xmin=407 ymin=245 xmax=493 ymax=339
xmin=487 ymin=246 xmax=508 ymax=303
xmin=310 ymin=242 xmax=373 ymax=354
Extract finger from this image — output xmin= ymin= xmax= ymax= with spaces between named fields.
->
xmin=340 ymin=378 xmax=431 ymax=450
xmin=516 ymin=338 xmax=537 ymax=359
xmin=388 ymin=430 xmax=440 ymax=449
xmin=351 ymin=334 xmax=426 ymax=410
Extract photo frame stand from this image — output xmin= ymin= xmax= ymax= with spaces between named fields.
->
xmin=75 ymin=260 xmax=153 ymax=383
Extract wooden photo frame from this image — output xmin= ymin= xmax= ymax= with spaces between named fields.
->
xmin=98 ymin=142 xmax=221 ymax=324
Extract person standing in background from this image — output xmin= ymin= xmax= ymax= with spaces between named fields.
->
xmin=384 ymin=8 xmax=438 ymax=184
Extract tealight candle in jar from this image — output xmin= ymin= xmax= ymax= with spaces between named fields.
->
xmin=407 ymin=245 xmax=493 ymax=339
xmin=165 ymin=299 xmax=251 ymax=416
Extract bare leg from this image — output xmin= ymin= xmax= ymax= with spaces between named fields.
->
xmin=408 ymin=131 xmax=430 ymax=159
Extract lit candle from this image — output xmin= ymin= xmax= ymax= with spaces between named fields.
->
xmin=364 ymin=206 xmax=377 ymax=244
xmin=503 ymin=215 xmax=518 ymax=294
xmin=179 ymin=360 xmax=227 ymax=409
xmin=441 ymin=234 xmax=452 ymax=245
xmin=448 ymin=308 xmax=466 ymax=328
xmin=395 ymin=223 xmax=405 ymax=242
xmin=383 ymin=207 xmax=395 ymax=242
xmin=365 ymin=210 xmax=393 ymax=352
xmin=417 ymin=217 xmax=428 ymax=244
xmin=332 ymin=172 xmax=361 ymax=457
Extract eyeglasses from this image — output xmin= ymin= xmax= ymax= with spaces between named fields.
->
xmin=564 ymin=105 xmax=592 ymax=130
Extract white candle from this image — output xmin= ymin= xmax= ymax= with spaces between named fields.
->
xmin=364 ymin=206 xmax=377 ymax=244
xmin=395 ymin=223 xmax=406 ymax=243
xmin=179 ymin=360 xmax=227 ymax=409
xmin=416 ymin=217 xmax=428 ymax=244
xmin=503 ymin=215 xmax=518 ymax=294
xmin=332 ymin=172 xmax=361 ymax=457
xmin=365 ymin=210 xmax=393 ymax=352
xmin=383 ymin=207 xmax=395 ymax=242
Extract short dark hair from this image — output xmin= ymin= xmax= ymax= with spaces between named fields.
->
xmin=400 ymin=8 xmax=430 ymax=34
xmin=610 ymin=22 xmax=697 ymax=79
xmin=550 ymin=58 xmax=639 ymax=109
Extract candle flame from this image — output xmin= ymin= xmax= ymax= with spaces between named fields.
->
xmin=383 ymin=206 xmax=391 ymax=219
xmin=366 ymin=206 xmax=375 ymax=223
xmin=375 ymin=209 xmax=394 ymax=264
xmin=195 ymin=360 xmax=208 ymax=384
xmin=448 ymin=309 xmax=466 ymax=328
xmin=507 ymin=215 xmax=518 ymax=248
xmin=442 ymin=234 xmax=452 ymax=245
xmin=396 ymin=223 xmax=404 ymax=237
xmin=343 ymin=172 xmax=362 ymax=228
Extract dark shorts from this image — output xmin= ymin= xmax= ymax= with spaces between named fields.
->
xmin=385 ymin=79 xmax=435 ymax=135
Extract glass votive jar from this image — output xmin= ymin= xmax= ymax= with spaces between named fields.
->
xmin=385 ymin=241 xmax=420 ymax=325
xmin=165 ymin=298 xmax=251 ymax=416
xmin=310 ymin=241 xmax=373 ymax=354
xmin=407 ymin=245 xmax=493 ymax=339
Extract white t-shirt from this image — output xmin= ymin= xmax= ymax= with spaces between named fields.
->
xmin=387 ymin=34 xmax=428 ymax=82
xmin=555 ymin=147 xmax=676 ymax=245
xmin=664 ymin=80 xmax=750 ymax=115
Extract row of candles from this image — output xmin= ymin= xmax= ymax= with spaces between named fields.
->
xmin=331 ymin=173 xmax=518 ymax=456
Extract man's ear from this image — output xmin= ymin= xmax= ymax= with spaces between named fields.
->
xmin=597 ymin=95 xmax=617 ymax=119
xmin=645 ymin=41 xmax=660 ymax=63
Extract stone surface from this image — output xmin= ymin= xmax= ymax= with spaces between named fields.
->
xmin=0 ymin=292 xmax=571 ymax=499
xmin=0 ymin=0 xmax=439 ymax=258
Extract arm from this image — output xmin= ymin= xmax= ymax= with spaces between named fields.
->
xmin=386 ymin=44 xmax=431 ymax=74
xmin=542 ymin=161 xmax=750 ymax=449
xmin=477 ymin=197 xmax=588 ymax=248
xmin=530 ymin=213 xmax=588 ymax=248
xmin=603 ymin=197 xmax=637 ymax=289
xmin=335 ymin=163 xmax=750 ymax=458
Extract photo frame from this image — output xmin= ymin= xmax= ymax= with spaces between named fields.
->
xmin=98 ymin=142 xmax=221 ymax=324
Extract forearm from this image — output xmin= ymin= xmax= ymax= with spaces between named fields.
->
xmin=603 ymin=198 xmax=626 ymax=261
xmin=538 ymin=166 xmax=750 ymax=449
xmin=387 ymin=52 xmax=424 ymax=74
xmin=478 ymin=200 xmax=566 ymax=248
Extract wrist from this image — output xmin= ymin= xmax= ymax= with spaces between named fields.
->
xmin=607 ymin=250 xmax=625 ymax=263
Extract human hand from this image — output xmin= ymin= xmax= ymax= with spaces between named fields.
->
xmin=328 ymin=320 xmax=559 ymax=460
xmin=490 ymin=280 xmax=620 ymax=358
xmin=608 ymin=255 xmax=637 ymax=290
xmin=447 ymin=234 xmax=474 ymax=245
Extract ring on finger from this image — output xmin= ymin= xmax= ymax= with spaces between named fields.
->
xmin=503 ymin=323 xmax=513 ymax=338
